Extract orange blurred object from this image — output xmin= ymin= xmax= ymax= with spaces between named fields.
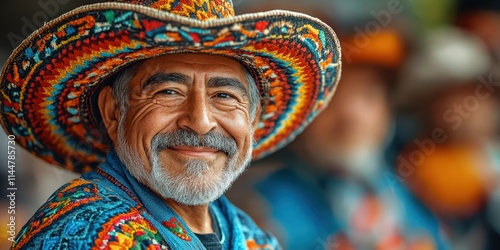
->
xmin=341 ymin=30 xmax=406 ymax=69
xmin=402 ymin=144 xmax=488 ymax=218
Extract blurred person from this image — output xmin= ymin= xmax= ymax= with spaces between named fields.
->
xmin=230 ymin=30 xmax=449 ymax=250
xmin=0 ymin=0 xmax=342 ymax=249
xmin=396 ymin=27 xmax=500 ymax=250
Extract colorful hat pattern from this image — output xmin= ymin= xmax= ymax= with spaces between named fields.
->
xmin=0 ymin=0 xmax=341 ymax=173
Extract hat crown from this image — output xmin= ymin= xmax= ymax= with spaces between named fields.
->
xmin=111 ymin=0 xmax=235 ymax=20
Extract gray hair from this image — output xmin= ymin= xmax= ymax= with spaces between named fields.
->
xmin=111 ymin=60 xmax=261 ymax=121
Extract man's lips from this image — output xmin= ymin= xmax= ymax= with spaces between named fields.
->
xmin=168 ymin=146 xmax=221 ymax=157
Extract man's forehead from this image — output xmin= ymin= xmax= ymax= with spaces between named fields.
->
xmin=128 ymin=53 xmax=250 ymax=90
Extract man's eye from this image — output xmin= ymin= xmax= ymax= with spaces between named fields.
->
xmin=214 ymin=93 xmax=234 ymax=99
xmin=157 ymin=89 xmax=177 ymax=95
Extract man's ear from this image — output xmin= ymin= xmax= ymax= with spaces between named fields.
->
xmin=98 ymin=86 xmax=120 ymax=144
xmin=252 ymin=103 xmax=263 ymax=129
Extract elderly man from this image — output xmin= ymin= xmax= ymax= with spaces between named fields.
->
xmin=1 ymin=0 xmax=341 ymax=249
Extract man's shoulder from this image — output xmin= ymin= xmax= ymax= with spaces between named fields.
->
xmin=26 ymin=176 xmax=129 ymax=220
xmin=12 ymin=177 xmax=166 ymax=249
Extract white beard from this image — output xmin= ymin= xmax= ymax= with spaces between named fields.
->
xmin=115 ymin=119 xmax=252 ymax=206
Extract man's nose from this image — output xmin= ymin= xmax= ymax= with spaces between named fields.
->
xmin=176 ymin=91 xmax=217 ymax=135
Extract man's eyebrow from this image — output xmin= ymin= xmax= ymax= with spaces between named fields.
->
xmin=141 ymin=73 xmax=191 ymax=91
xmin=207 ymin=77 xmax=248 ymax=96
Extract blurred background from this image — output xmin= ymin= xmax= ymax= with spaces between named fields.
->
xmin=1 ymin=0 xmax=499 ymax=249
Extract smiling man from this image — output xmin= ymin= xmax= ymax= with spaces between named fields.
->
xmin=0 ymin=0 xmax=341 ymax=249
xmin=103 ymin=54 xmax=259 ymax=230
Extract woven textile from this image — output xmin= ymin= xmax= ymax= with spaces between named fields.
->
xmin=12 ymin=150 xmax=279 ymax=249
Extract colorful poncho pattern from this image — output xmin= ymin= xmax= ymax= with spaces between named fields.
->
xmin=12 ymin=150 xmax=279 ymax=249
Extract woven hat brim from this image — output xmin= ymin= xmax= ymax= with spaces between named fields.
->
xmin=0 ymin=3 xmax=341 ymax=173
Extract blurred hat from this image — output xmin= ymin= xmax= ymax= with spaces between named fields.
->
xmin=395 ymin=27 xmax=492 ymax=108
xmin=341 ymin=30 xmax=406 ymax=70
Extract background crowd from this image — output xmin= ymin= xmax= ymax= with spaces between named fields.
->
xmin=1 ymin=0 xmax=499 ymax=249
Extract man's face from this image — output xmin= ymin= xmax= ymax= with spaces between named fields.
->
xmin=101 ymin=54 xmax=257 ymax=205
xmin=429 ymin=83 xmax=498 ymax=142
xmin=291 ymin=66 xmax=390 ymax=174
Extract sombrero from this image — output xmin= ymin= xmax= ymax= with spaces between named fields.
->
xmin=0 ymin=0 xmax=341 ymax=173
